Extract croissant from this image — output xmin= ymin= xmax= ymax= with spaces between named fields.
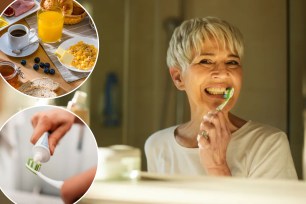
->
xmin=40 ymin=0 xmax=59 ymax=11
xmin=40 ymin=0 xmax=73 ymax=15
xmin=58 ymin=0 xmax=73 ymax=15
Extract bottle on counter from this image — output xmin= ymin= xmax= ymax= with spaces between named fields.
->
xmin=67 ymin=91 xmax=90 ymax=125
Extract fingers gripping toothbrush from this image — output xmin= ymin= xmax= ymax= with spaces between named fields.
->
xmin=25 ymin=132 xmax=63 ymax=189
xmin=200 ymin=88 xmax=234 ymax=140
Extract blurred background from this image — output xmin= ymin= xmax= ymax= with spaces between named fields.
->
xmin=1 ymin=1 xmax=306 ymax=202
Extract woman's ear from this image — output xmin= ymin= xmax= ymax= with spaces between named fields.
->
xmin=169 ymin=67 xmax=185 ymax=90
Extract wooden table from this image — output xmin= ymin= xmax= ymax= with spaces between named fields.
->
xmin=0 ymin=0 xmax=13 ymax=13
xmin=0 ymin=18 xmax=84 ymax=95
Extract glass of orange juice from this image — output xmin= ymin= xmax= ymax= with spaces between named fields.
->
xmin=37 ymin=7 xmax=64 ymax=43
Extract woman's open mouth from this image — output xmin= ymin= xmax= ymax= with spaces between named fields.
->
xmin=205 ymin=87 xmax=231 ymax=98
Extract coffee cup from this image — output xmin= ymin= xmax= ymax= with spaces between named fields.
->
xmin=7 ymin=24 xmax=36 ymax=50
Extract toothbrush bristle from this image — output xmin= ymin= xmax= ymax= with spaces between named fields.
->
xmin=223 ymin=90 xmax=229 ymax=99
xmin=26 ymin=158 xmax=41 ymax=174
xmin=217 ymin=88 xmax=235 ymax=111
xmin=229 ymin=88 xmax=234 ymax=98
xmin=225 ymin=88 xmax=234 ymax=99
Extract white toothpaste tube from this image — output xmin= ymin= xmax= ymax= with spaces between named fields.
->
xmin=33 ymin=132 xmax=51 ymax=163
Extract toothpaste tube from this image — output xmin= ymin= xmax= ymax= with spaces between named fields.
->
xmin=33 ymin=132 xmax=51 ymax=163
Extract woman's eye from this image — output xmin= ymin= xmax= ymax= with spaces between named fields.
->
xmin=199 ymin=59 xmax=212 ymax=64
xmin=226 ymin=60 xmax=240 ymax=67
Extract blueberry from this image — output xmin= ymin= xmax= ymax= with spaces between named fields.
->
xmin=34 ymin=57 xmax=40 ymax=63
xmin=44 ymin=68 xmax=49 ymax=74
xmin=39 ymin=62 xmax=45 ymax=68
xmin=21 ymin=59 xmax=26 ymax=65
xmin=33 ymin=64 xmax=39 ymax=70
xmin=49 ymin=69 xmax=55 ymax=75
xmin=45 ymin=63 xmax=50 ymax=68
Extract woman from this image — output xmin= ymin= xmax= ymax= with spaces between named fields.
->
xmin=145 ymin=17 xmax=297 ymax=179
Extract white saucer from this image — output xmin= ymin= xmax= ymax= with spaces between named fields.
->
xmin=0 ymin=32 xmax=39 ymax=58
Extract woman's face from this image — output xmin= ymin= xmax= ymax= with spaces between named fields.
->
xmin=179 ymin=39 xmax=242 ymax=114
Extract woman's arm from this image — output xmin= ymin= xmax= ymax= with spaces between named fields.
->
xmin=61 ymin=167 xmax=97 ymax=204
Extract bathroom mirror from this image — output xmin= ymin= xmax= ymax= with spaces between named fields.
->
xmin=74 ymin=0 xmax=305 ymax=179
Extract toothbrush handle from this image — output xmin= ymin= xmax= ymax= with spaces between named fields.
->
xmin=216 ymin=100 xmax=228 ymax=111
xmin=37 ymin=172 xmax=64 ymax=189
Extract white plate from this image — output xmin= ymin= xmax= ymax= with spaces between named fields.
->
xmin=0 ymin=0 xmax=40 ymax=32
xmin=0 ymin=32 xmax=39 ymax=57
xmin=57 ymin=37 xmax=98 ymax=73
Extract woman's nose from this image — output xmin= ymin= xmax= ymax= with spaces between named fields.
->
xmin=211 ymin=63 xmax=229 ymax=79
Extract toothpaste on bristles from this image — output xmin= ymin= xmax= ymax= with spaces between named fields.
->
xmin=25 ymin=158 xmax=42 ymax=175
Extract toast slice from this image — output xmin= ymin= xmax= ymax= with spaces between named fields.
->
xmin=31 ymin=77 xmax=60 ymax=91
xmin=21 ymin=86 xmax=57 ymax=98
xmin=18 ymin=77 xmax=60 ymax=98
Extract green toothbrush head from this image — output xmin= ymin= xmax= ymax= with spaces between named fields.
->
xmin=217 ymin=88 xmax=235 ymax=111
xmin=223 ymin=88 xmax=234 ymax=99
xmin=25 ymin=158 xmax=41 ymax=175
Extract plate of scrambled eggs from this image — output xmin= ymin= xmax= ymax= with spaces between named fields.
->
xmin=56 ymin=37 xmax=98 ymax=72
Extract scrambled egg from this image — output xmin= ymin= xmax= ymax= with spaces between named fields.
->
xmin=67 ymin=41 xmax=97 ymax=70
xmin=0 ymin=17 xmax=8 ymax=28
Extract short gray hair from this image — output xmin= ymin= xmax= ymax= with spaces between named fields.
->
xmin=166 ymin=16 xmax=244 ymax=71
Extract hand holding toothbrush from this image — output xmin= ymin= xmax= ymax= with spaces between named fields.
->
xmin=197 ymin=88 xmax=234 ymax=176
xmin=30 ymin=108 xmax=79 ymax=155
xmin=197 ymin=110 xmax=232 ymax=176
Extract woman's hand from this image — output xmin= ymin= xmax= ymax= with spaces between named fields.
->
xmin=30 ymin=109 xmax=76 ymax=155
xmin=61 ymin=167 xmax=97 ymax=204
xmin=197 ymin=110 xmax=232 ymax=176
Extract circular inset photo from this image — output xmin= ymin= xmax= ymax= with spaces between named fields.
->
xmin=0 ymin=105 xmax=98 ymax=204
xmin=0 ymin=0 xmax=99 ymax=99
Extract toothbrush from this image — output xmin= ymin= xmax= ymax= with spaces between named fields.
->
xmin=26 ymin=158 xmax=63 ymax=189
xmin=26 ymin=158 xmax=41 ymax=173
xmin=216 ymin=88 xmax=234 ymax=111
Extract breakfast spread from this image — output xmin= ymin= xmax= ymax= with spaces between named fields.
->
xmin=0 ymin=0 xmax=98 ymax=98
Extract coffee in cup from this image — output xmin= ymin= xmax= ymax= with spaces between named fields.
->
xmin=10 ymin=29 xmax=27 ymax=37
xmin=8 ymin=24 xmax=36 ymax=50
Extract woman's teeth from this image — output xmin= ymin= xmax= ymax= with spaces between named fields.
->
xmin=206 ymin=87 xmax=226 ymax=95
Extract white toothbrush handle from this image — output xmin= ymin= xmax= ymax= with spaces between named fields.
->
xmin=216 ymin=88 xmax=234 ymax=111
xmin=216 ymin=99 xmax=229 ymax=111
xmin=37 ymin=172 xmax=64 ymax=189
